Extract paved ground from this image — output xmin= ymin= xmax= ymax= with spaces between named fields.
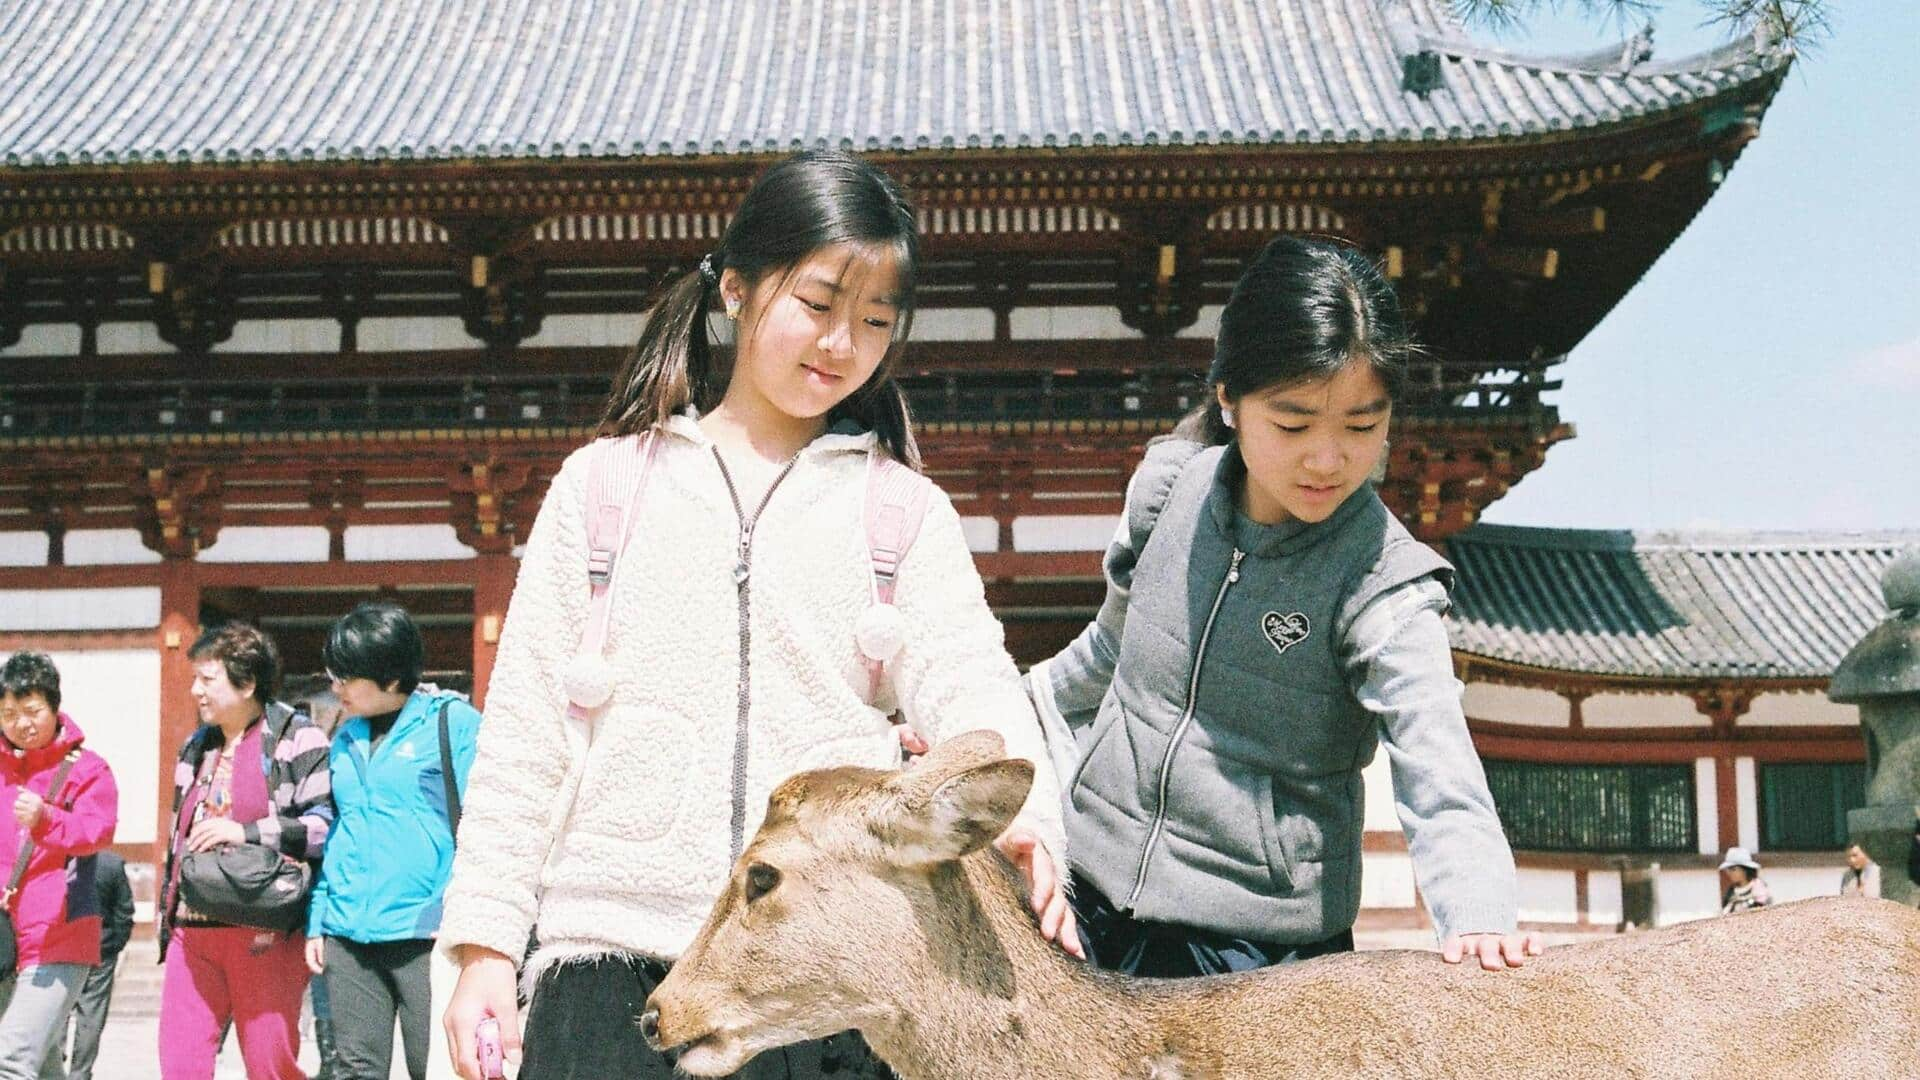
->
xmin=89 ymin=1013 xmax=330 ymax=1079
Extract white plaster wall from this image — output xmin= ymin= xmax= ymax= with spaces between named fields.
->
xmin=1765 ymin=866 xmax=1843 ymax=904
xmin=0 ymin=589 xmax=161 ymax=631
xmin=343 ymin=525 xmax=476 ymax=562
xmin=1011 ymin=515 xmax=1121 ymax=553
xmin=44 ymin=649 xmax=161 ymax=844
xmin=1175 ymin=305 xmax=1224 ymax=340
xmin=1744 ymin=692 xmax=1858 ymax=727
xmin=1359 ymin=851 xmax=1418 ymax=909
xmin=1008 ymin=306 xmax=1137 ymax=340
xmin=1735 ymin=757 xmax=1759 ymax=850
xmin=197 ymin=526 xmax=330 ymax=563
xmin=211 ymin=319 xmax=340 ymax=353
xmin=958 ymin=517 xmax=1000 ymax=553
xmin=355 ymin=317 xmax=473 ymax=352
xmin=0 ymin=533 xmax=48 ymax=567
xmin=1461 ymin=681 xmax=1568 ymax=726
xmin=2 ymin=323 xmax=81 ymax=357
xmin=908 ymin=309 xmax=995 ymax=341
xmin=518 ymin=313 xmax=647 ymax=349
xmin=97 ymin=322 xmax=167 ymax=355
xmin=63 ymin=530 xmax=162 ymax=565
xmin=1584 ymin=692 xmax=1709 ymax=728
xmin=1586 ymin=869 xmax=1623 ymax=926
xmin=1361 ymin=753 xmax=1399 ymax=832
xmin=1515 ymin=867 xmax=1579 ymax=924
xmin=1656 ymin=869 xmax=1726 ymax=925
xmin=1694 ymin=758 xmax=1720 ymax=855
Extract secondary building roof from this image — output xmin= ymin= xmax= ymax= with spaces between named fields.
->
xmin=0 ymin=0 xmax=1788 ymax=168
xmin=1446 ymin=525 xmax=1918 ymax=682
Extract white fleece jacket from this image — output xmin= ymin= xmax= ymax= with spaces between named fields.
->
xmin=439 ymin=414 xmax=1066 ymax=972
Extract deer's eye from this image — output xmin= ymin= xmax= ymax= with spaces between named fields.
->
xmin=745 ymin=862 xmax=782 ymax=903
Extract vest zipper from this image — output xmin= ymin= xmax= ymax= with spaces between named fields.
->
xmin=712 ymin=447 xmax=803 ymax=864
xmin=1124 ymin=547 xmax=1245 ymax=909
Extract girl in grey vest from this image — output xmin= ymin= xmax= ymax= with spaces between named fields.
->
xmin=1031 ymin=236 xmax=1543 ymax=977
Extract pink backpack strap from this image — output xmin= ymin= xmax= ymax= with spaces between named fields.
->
xmin=565 ymin=433 xmax=659 ymax=718
xmin=861 ymin=453 xmax=932 ymax=702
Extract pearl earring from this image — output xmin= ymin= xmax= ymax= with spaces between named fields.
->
xmin=724 ymin=297 xmax=741 ymax=320
xmin=1221 ymin=407 xmax=1236 ymax=429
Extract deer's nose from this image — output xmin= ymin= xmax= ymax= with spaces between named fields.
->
xmin=639 ymin=1007 xmax=663 ymax=1051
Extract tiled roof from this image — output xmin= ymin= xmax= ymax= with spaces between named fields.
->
xmin=0 ymin=0 xmax=1788 ymax=168
xmin=1446 ymin=525 xmax=1919 ymax=681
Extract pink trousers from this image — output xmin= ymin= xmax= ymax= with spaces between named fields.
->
xmin=158 ymin=926 xmax=309 ymax=1079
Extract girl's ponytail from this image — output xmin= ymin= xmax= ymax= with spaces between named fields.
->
xmin=1171 ymin=396 xmax=1231 ymax=447
xmin=832 ymin=371 xmax=921 ymax=470
xmin=598 ymin=266 xmax=720 ymax=437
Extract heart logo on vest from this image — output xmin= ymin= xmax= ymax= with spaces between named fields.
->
xmin=1261 ymin=611 xmax=1311 ymax=656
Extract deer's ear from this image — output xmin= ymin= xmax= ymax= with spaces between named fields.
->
xmin=875 ymin=759 xmax=1034 ymax=866
xmin=912 ymin=729 xmax=1007 ymax=780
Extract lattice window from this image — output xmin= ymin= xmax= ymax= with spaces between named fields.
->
xmin=1760 ymin=762 xmax=1866 ymax=852
xmin=1483 ymin=760 xmax=1695 ymax=853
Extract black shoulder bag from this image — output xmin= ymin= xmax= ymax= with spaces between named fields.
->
xmin=0 ymin=750 xmax=82 ymax=978
xmin=437 ymin=700 xmax=462 ymax=840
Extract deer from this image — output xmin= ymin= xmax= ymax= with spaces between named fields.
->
xmin=643 ymin=731 xmax=1920 ymax=1079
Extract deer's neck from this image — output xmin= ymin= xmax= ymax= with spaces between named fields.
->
xmin=861 ymin=856 xmax=1171 ymax=1080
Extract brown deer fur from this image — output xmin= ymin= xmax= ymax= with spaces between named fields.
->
xmin=646 ymin=731 xmax=1920 ymax=1079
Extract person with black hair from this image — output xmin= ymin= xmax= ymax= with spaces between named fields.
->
xmin=436 ymin=150 xmax=1069 ymax=1080
xmin=1030 ymin=236 xmax=1538 ymax=979
xmin=306 ymin=602 xmax=480 ymax=1080
xmin=0 ymin=652 xmax=119 ymax=1080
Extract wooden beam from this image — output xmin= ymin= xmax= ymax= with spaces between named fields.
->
xmin=1482 ymin=244 xmax=1559 ymax=280
xmin=1506 ymin=204 xmax=1606 ymax=238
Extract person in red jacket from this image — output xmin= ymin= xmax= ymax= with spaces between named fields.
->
xmin=0 ymin=651 xmax=119 ymax=1080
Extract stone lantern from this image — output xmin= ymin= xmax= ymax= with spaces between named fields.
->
xmin=1832 ymin=549 xmax=1920 ymax=906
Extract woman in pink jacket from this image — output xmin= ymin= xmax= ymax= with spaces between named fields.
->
xmin=0 ymin=651 xmax=119 ymax=1080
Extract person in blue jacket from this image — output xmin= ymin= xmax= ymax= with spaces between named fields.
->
xmin=305 ymin=602 xmax=480 ymax=1080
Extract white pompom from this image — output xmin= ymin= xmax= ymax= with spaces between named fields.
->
xmin=563 ymin=652 xmax=615 ymax=709
xmin=855 ymin=602 xmax=907 ymax=664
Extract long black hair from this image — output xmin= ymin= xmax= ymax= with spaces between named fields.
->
xmin=599 ymin=150 xmax=922 ymax=466
xmin=1176 ymin=236 xmax=1417 ymax=446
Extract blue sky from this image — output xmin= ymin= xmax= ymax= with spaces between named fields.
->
xmin=1468 ymin=2 xmax=1919 ymax=532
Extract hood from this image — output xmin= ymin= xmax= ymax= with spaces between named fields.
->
xmin=2 ymin=711 xmax=86 ymax=774
xmin=658 ymin=409 xmax=878 ymax=460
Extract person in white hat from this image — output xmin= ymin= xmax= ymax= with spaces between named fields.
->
xmin=1719 ymin=847 xmax=1773 ymax=914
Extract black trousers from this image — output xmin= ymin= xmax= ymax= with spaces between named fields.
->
xmin=323 ymin=938 xmax=434 ymax=1080
xmin=520 ymin=953 xmax=892 ymax=1080
xmin=1071 ymin=873 xmax=1353 ymax=978
xmin=47 ymin=954 xmax=118 ymax=1080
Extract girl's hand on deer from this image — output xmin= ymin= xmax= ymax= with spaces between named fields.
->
xmin=995 ymin=827 xmax=1085 ymax=960
xmin=893 ymin=722 xmax=930 ymax=760
xmin=444 ymin=946 xmax=522 ymax=1079
xmin=1442 ymin=930 xmax=1545 ymax=971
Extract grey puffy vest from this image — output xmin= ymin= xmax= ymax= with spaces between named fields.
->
xmin=1066 ymin=442 xmax=1449 ymax=943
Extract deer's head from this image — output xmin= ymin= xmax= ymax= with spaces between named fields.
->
xmin=642 ymin=730 xmax=1035 ymax=1076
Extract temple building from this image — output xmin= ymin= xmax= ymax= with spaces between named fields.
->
xmin=1 ymin=0 xmax=1902 ymax=935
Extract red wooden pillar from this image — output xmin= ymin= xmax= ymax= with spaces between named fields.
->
xmin=470 ymin=553 xmax=516 ymax=710
xmin=154 ymin=557 xmax=200 ymax=871
xmin=1714 ymin=755 xmax=1740 ymax=853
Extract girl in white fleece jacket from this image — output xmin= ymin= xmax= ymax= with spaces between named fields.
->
xmin=437 ymin=150 xmax=1070 ymax=1080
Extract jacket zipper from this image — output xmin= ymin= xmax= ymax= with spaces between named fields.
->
xmin=712 ymin=447 xmax=803 ymax=864
xmin=1124 ymin=547 xmax=1245 ymax=908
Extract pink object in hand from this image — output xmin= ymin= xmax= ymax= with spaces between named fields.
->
xmin=475 ymin=1017 xmax=506 ymax=1079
